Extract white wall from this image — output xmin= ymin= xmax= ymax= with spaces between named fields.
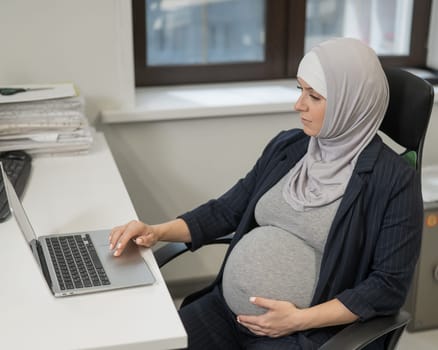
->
xmin=0 ymin=0 xmax=135 ymax=123
xmin=428 ymin=0 xmax=438 ymax=69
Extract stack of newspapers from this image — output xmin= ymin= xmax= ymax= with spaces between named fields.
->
xmin=0 ymin=84 xmax=93 ymax=155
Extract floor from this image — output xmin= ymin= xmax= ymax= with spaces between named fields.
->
xmin=396 ymin=329 xmax=438 ymax=349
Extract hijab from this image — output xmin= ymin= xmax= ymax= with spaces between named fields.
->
xmin=283 ymin=37 xmax=389 ymax=211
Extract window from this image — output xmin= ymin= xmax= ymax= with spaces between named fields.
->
xmin=146 ymin=0 xmax=266 ymax=66
xmin=304 ymin=0 xmax=430 ymax=67
xmin=133 ymin=0 xmax=432 ymax=86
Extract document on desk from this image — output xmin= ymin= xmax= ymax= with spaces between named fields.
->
xmin=0 ymin=128 xmax=94 ymax=153
xmin=0 ymin=85 xmax=94 ymax=155
xmin=0 ymin=83 xmax=77 ymax=104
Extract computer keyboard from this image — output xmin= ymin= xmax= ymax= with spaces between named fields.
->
xmin=0 ymin=151 xmax=32 ymax=222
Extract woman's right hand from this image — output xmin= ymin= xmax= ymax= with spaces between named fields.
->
xmin=109 ymin=220 xmax=161 ymax=257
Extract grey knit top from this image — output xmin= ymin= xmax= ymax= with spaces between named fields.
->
xmin=222 ymin=174 xmax=341 ymax=315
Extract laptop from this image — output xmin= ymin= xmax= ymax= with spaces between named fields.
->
xmin=1 ymin=162 xmax=155 ymax=297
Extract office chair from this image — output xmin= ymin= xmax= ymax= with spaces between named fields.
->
xmin=154 ymin=67 xmax=434 ymax=349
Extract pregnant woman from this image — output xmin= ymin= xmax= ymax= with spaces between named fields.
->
xmin=109 ymin=38 xmax=423 ymax=350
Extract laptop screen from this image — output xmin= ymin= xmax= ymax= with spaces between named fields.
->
xmin=0 ymin=162 xmax=37 ymax=244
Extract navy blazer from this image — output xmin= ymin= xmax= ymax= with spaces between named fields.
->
xmin=180 ymin=129 xmax=423 ymax=348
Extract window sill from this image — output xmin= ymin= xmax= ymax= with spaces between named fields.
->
xmin=101 ymin=79 xmax=300 ymax=124
xmin=100 ymin=80 xmax=438 ymax=124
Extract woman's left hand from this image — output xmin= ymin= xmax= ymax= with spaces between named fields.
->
xmin=237 ymin=297 xmax=304 ymax=337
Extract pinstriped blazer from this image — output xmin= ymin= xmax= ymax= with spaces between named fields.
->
xmin=180 ymin=129 xmax=423 ymax=348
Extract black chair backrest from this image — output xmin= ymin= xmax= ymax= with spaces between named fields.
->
xmin=379 ymin=67 xmax=434 ymax=172
xmin=379 ymin=68 xmax=434 ymax=350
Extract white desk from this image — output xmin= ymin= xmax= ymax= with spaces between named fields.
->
xmin=0 ymin=133 xmax=187 ymax=349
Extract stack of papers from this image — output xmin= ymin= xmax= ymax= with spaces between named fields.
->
xmin=0 ymin=84 xmax=93 ymax=155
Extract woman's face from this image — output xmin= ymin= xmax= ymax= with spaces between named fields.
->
xmin=295 ymin=77 xmax=327 ymax=137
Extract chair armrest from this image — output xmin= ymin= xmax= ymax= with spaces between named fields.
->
xmin=154 ymin=234 xmax=234 ymax=268
xmin=319 ymin=310 xmax=410 ymax=350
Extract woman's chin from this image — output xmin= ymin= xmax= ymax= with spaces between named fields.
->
xmin=302 ymin=126 xmax=317 ymax=137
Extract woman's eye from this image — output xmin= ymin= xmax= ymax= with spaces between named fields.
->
xmin=310 ymin=95 xmax=321 ymax=100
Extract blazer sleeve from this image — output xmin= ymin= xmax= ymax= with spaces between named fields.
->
xmin=179 ymin=130 xmax=294 ymax=251
xmin=336 ymin=166 xmax=423 ymax=320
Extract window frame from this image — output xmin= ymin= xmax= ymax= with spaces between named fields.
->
xmin=133 ymin=0 xmax=432 ymax=87
xmin=379 ymin=0 xmax=432 ymax=67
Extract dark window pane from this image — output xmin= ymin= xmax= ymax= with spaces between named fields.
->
xmin=146 ymin=0 xmax=265 ymax=66
xmin=305 ymin=0 xmax=414 ymax=56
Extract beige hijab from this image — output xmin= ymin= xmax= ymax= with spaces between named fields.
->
xmin=283 ymin=38 xmax=389 ymax=211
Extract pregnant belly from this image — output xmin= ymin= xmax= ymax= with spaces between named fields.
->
xmin=222 ymin=226 xmax=319 ymax=315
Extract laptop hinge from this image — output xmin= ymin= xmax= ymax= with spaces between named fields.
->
xmin=30 ymin=239 xmax=52 ymax=288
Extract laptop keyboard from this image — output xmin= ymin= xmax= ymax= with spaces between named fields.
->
xmin=46 ymin=234 xmax=110 ymax=290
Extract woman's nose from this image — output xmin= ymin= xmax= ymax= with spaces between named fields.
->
xmin=295 ymin=95 xmax=307 ymax=112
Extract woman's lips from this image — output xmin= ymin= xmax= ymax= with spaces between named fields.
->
xmin=301 ymin=116 xmax=311 ymax=124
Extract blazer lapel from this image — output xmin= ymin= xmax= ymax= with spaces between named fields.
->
xmin=252 ymin=136 xmax=309 ymax=208
xmin=312 ymin=136 xmax=383 ymax=303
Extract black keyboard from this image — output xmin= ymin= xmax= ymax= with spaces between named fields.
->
xmin=0 ymin=151 xmax=32 ymax=222
xmin=46 ymin=234 xmax=111 ymax=290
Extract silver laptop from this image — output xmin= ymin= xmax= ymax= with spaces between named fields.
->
xmin=1 ymin=162 xmax=155 ymax=297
